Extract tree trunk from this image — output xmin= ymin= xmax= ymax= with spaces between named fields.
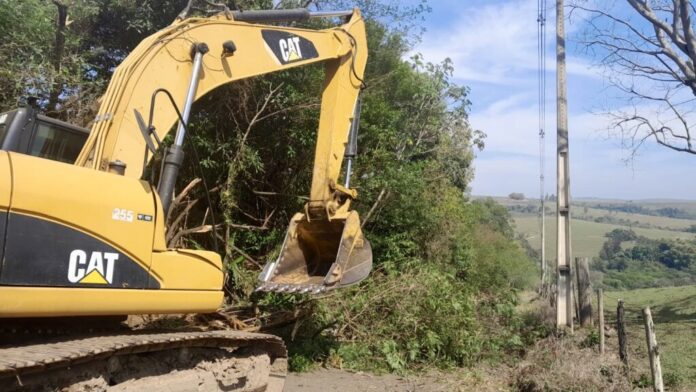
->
xmin=48 ymin=1 xmax=69 ymax=114
xmin=642 ymin=307 xmax=664 ymax=392
xmin=617 ymin=299 xmax=628 ymax=368
xmin=575 ymin=257 xmax=593 ymax=327
xmin=597 ymin=288 xmax=604 ymax=354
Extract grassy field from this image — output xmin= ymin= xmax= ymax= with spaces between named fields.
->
xmin=489 ymin=196 xmax=696 ymax=259
xmin=513 ymin=214 xmax=695 ymax=259
xmin=601 ymin=286 xmax=696 ymax=388
xmin=577 ymin=198 xmax=696 ymax=217
xmin=578 ymin=206 xmax=693 ymax=231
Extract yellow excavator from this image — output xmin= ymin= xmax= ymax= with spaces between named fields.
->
xmin=0 ymin=6 xmax=371 ymax=391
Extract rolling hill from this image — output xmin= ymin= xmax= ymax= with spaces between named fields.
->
xmin=480 ymin=196 xmax=696 ymax=259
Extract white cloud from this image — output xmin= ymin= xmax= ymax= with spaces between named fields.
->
xmin=469 ymin=94 xmax=607 ymax=158
xmin=469 ymin=93 xmax=696 ymax=199
xmin=413 ymin=0 xmax=602 ymax=85
xmin=411 ymin=0 xmax=696 ymax=200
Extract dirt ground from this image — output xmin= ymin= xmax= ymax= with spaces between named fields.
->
xmin=285 ymin=369 xmax=453 ymax=392
xmin=284 ymin=368 xmax=510 ymax=392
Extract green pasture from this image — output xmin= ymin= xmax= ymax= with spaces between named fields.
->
xmin=601 ymin=286 xmax=696 ymax=388
xmin=512 ymin=215 xmax=695 ymax=259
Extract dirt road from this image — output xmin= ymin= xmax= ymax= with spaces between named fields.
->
xmin=284 ymin=368 xmax=499 ymax=392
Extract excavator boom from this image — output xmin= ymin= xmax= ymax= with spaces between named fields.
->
xmin=76 ymin=9 xmax=366 ymax=180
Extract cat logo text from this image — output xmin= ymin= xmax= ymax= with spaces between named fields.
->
xmin=261 ymin=30 xmax=318 ymax=65
xmin=278 ymin=37 xmax=303 ymax=62
xmin=67 ymin=250 xmax=118 ymax=285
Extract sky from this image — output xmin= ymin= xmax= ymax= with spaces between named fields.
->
xmin=409 ymin=0 xmax=696 ymax=200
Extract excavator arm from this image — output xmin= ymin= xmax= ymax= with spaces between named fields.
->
xmin=75 ymin=8 xmax=372 ymax=293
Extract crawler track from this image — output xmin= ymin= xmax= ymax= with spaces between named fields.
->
xmin=0 ymin=330 xmax=287 ymax=391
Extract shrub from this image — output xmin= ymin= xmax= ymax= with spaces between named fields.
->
xmin=282 ymin=196 xmax=539 ymax=372
xmin=509 ymin=192 xmax=525 ymax=200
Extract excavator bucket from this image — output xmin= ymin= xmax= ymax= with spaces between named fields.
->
xmin=257 ymin=211 xmax=372 ymax=294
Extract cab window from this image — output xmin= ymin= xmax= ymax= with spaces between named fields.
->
xmin=29 ymin=121 xmax=87 ymax=163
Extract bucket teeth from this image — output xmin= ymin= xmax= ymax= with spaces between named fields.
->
xmin=254 ymin=282 xmax=330 ymax=295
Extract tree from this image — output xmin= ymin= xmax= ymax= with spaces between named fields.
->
xmin=599 ymin=228 xmax=637 ymax=260
xmin=508 ymin=192 xmax=525 ymax=200
xmin=572 ymin=0 xmax=696 ymax=156
xmin=606 ymin=228 xmax=638 ymax=243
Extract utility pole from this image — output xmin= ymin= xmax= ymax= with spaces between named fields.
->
xmin=555 ymin=0 xmax=573 ymax=330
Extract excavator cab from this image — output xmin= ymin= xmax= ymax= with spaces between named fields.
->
xmin=0 ymin=99 xmax=89 ymax=163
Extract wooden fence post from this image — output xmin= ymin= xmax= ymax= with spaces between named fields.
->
xmin=575 ymin=257 xmax=593 ymax=326
xmin=597 ymin=288 xmax=604 ymax=354
xmin=572 ymin=261 xmax=580 ymax=323
xmin=617 ymin=299 xmax=628 ymax=367
xmin=643 ymin=307 xmax=664 ymax=392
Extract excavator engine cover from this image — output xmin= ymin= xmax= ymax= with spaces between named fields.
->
xmin=257 ymin=211 xmax=371 ymax=294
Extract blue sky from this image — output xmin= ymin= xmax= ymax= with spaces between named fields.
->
xmin=410 ymin=0 xmax=696 ymax=200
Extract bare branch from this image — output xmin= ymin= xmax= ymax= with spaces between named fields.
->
xmin=228 ymin=243 xmax=262 ymax=268
xmin=166 ymin=177 xmax=202 ymax=223
xmin=571 ymin=0 xmax=696 ymax=156
xmin=169 ymin=224 xmax=215 ymax=247
xmin=361 ymin=188 xmax=389 ymax=229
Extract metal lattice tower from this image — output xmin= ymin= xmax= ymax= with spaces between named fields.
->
xmin=537 ymin=0 xmax=548 ymax=294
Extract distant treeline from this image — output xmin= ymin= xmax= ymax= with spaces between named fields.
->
xmin=507 ymin=202 xmax=696 ymax=221
xmin=509 ymin=201 xmax=696 ymax=233
xmin=579 ymin=214 xmax=691 ymax=233
xmin=507 ymin=204 xmax=551 ymax=214
xmin=591 ymin=204 xmax=696 ymax=220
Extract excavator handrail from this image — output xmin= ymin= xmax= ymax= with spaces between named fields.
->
xmin=229 ymin=8 xmax=353 ymax=23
